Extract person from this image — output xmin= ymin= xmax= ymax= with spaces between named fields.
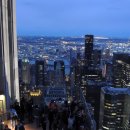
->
xmin=0 ymin=119 xmax=4 ymax=130
xmin=40 ymin=113 xmax=46 ymax=130
xmin=4 ymin=125 xmax=11 ymax=130
xmin=10 ymin=106 xmax=18 ymax=127
xmin=26 ymin=99 xmax=33 ymax=123
xmin=61 ymin=109 xmax=68 ymax=130
xmin=15 ymin=119 xmax=25 ymax=130
xmin=14 ymin=101 xmax=21 ymax=119
xmin=48 ymin=109 xmax=54 ymax=130
xmin=34 ymin=105 xmax=40 ymax=127
xmin=68 ymin=115 xmax=74 ymax=130
xmin=20 ymin=97 xmax=26 ymax=122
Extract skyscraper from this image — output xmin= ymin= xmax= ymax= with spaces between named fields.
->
xmin=54 ymin=60 xmax=65 ymax=86
xmin=99 ymin=87 xmax=130 ymax=130
xmin=76 ymin=59 xmax=87 ymax=97
xmin=91 ymin=49 xmax=101 ymax=67
xmin=86 ymin=80 xmax=105 ymax=129
xmin=113 ymin=53 xmax=130 ymax=88
xmin=0 ymin=0 xmax=19 ymax=111
xmin=35 ymin=60 xmax=45 ymax=86
xmin=30 ymin=62 xmax=36 ymax=87
xmin=18 ymin=59 xmax=22 ymax=84
xmin=85 ymin=35 xmax=94 ymax=66
xmin=22 ymin=58 xmax=30 ymax=85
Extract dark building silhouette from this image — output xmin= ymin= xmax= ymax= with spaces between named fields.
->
xmin=92 ymin=49 xmax=101 ymax=67
xmin=85 ymin=35 xmax=94 ymax=66
xmin=46 ymin=70 xmax=55 ymax=86
xmin=102 ymin=61 xmax=113 ymax=84
xmin=113 ymin=53 xmax=130 ymax=88
xmin=74 ymin=35 xmax=102 ymax=99
xmin=22 ymin=58 xmax=30 ymax=85
xmin=84 ymin=42 xmax=102 ymax=129
xmin=30 ymin=63 xmax=36 ymax=87
xmin=18 ymin=59 xmax=22 ymax=84
xmin=54 ymin=60 xmax=65 ymax=77
xmin=35 ymin=60 xmax=45 ymax=86
xmin=76 ymin=59 xmax=86 ymax=96
xmin=54 ymin=60 xmax=65 ymax=85
xmin=71 ymin=55 xmax=87 ymax=98
xmin=86 ymin=81 xmax=105 ymax=129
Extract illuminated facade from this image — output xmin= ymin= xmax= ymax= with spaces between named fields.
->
xmin=73 ymin=59 xmax=87 ymax=98
xmin=113 ymin=53 xmax=130 ymax=88
xmin=30 ymin=90 xmax=42 ymax=96
xmin=0 ymin=0 xmax=19 ymax=112
xmin=99 ymin=87 xmax=130 ymax=130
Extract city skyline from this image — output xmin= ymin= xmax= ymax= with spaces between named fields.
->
xmin=1 ymin=0 xmax=130 ymax=129
xmin=16 ymin=0 xmax=130 ymax=38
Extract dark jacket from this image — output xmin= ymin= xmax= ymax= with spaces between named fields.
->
xmin=15 ymin=123 xmax=25 ymax=130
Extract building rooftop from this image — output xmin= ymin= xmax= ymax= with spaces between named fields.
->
xmin=102 ymin=86 xmax=130 ymax=95
xmin=45 ymin=86 xmax=67 ymax=105
xmin=113 ymin=53 xmax=130 ymax=64
xmin=87 ymin=80 xmax=106 ymax=86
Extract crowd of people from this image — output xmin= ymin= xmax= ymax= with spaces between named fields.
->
xmin=0 ymin=97 xmax=88 ymax=130
xmin=41 ymin=99 xmax=87 ymax=130
xmin=9 ymin=98 xmax=33 ymax=126
xmin=0 ymin=97 xmax=32 ymax=130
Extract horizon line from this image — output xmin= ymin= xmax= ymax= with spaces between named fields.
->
xmin=17 ymin=35 xmax=130 ymax=39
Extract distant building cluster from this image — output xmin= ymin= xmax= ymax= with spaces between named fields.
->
xmin=17 ymin=34 xmax=130 ymax=130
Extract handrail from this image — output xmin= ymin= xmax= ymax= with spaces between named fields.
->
xmin=78 ymin=87 xmax=96 ymax=130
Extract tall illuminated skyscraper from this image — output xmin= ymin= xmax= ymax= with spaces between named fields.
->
xmin=99 ymin=87 xmax=130 ymax=130
xmin=113 ymin=53 xmax=130 ymax=88
xmin=0 ymin=0 xmax=19 ymax=111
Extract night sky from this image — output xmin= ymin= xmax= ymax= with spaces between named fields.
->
xmin=16 ymin=0 xmax=130 ymax=38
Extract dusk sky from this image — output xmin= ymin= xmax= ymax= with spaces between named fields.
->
xmin=16 ymin=0 xmax=130 ymax=38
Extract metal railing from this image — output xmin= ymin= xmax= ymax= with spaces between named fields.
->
xmin=78 ymin=87 xmax=96 ymax=130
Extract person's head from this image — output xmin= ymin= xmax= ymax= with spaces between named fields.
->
xmin=17 ymin=119 xmax=22 ymax=124
xmin=4 ymin=125 xmax=9 ymax=128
